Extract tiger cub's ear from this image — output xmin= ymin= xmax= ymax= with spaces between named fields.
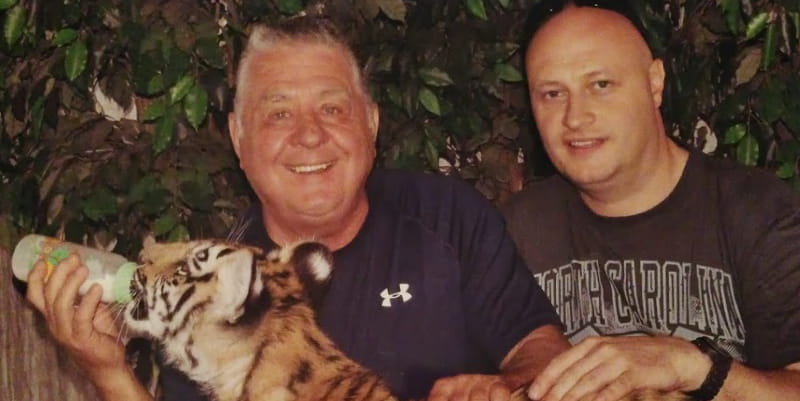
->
xmin=291 ymin=242 xmax=333 ymax=308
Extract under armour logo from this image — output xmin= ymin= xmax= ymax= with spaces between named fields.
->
xmin=380 ymin=283 xmax=412 ymax=307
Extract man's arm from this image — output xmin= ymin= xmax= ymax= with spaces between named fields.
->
xmin=25 ymin=255 xmax=154 ymax=401
xmin=500 ymin=324 xmax=572 ymax=391
xmin=717 ymin=360 xmax=800 ymax=401
xmin=427 ymin=324 xmax=570 ymax=401
xmin=527 ymin=335 xmax=800 ymax=401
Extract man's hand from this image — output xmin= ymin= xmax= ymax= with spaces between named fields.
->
xmin=25 ymin=254 xmax=128 ymax=380
xmin=528 ymin=336 xmax=710 ymax=401
xmin=428 ymin=374 xmax=514 ymax=401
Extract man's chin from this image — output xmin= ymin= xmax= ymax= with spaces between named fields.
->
xmin=562 ymin=167 xmax=615 ymax=189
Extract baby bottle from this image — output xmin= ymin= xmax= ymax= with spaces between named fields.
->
xmin=11 ymin=234 xmax=136 ymax=303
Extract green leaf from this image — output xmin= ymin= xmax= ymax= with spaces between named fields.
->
xmin=761 ymin=22 xmax=778 ymax=70
xmin=418 ymin=67 xmax=454 ymax=87
xmin=379 ymin=0 xmax=407 ymax=22
xmin=424 ymin=139 xmax=439 ymax=170
xmin=128 ymin=175 xmax=158 ymax=204
xmin=776 ymin=162 xmax=796 ymax=179
xmin=195 ymin=36 xmax=224 ymax=69
xmin=153 ymin=212 xmax=179 ymax=236
xmin=183 ymin=84 xmax=208 ymax=130
xmin=168 ymin=224 xmax=190 ymax=242
xmin=465 ymin=0 xmax=488 ymax=21
xmin=777 ymin=141 xmax=800 ymax=163
xmin=0 ymin=0 xmax=17 ymax=11
xmin=140 ymin=189 xmax=171 ymax=215
xmin=386 ymin=84 xmax=403 ymax=108
xmin=132 ymin=51 xmax=163 ymax=95
xmin=785 ymin=101 xmax=800 ymax=134
xmin=275 ymin=0 xmax=303 ymax=14
xmin=418 ymin=87 xmax=441 ymax=116
xmin=494 ymin=63 xmax=524 ymax=82
xmin=180 ymin=179 xmax=214 ymax=211
xmin=745 ymin=12 xmax=769 ymax=40
xmin=497 ymin=0 xmax=510 ymax=8
xmin=153 ymin=111 xmax=176 ymax=154
xmin=142 ymin=98 xmax=167 ymax=122
xmin=758 ymin=80 xmax=785 ymax=123
xmin=30 ymin=96 xmax=44 ymax=139
xmin=81 ymin=188 xmax=118 ymax=222
xmin=52 ymin=28 xmax=78 ymax=46
xmin=146 ymin=74 xmax=165 ymax=95
xmin=168 ymin=75 xmax=194 ymax=104
xmin=162 ymin=47 xmax=190 ymax=88
xmin=720 ymin=0 xmax=741 ymax=35
xmin=3 ymin=5 xmax=25 ymax=47
xmin=736 ymin=134 xmax=759 ymax=166
xmin=65 ymin=39 xmax=88 ymax=81
xmin=723 ymin=123 xmax=746 ymax=144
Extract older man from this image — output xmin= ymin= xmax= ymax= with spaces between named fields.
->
xmin=503 ymin=1 xmax=800 ymax=401
xmin=26 ymin=16 xmax=568 ymax=401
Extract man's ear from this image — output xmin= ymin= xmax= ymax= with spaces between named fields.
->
xmin=228 ymin=112 xmax=242 ymax=158
xmin=649 ymin=59 xmax=666 ymax=108
xmin=368 ymin=102 xmax=380 ymax=140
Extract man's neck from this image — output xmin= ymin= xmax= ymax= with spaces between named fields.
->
xmin=261 ymin=199 xmax=369 ymax=251
xmin=579 ymin=140 xmax=689 ymax=218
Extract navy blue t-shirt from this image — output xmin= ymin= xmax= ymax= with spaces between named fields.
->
xmin=158 ymin=169 xmax=560 ymax=400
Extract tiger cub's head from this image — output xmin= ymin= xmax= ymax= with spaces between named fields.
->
xmin=122 ymin=240 xmax=333 ymax=340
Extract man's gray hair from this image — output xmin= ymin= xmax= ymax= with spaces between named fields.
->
xmin=234 ymin=16 xmax=371 ymax=116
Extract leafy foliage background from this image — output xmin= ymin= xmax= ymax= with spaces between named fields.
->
xmin=1 ymin=0 xmax=798 ymax=258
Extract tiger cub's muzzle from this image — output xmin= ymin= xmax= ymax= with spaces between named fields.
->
xmin=129 ymin=269 xmax=149 ymax=320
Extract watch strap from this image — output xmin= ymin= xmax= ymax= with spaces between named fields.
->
xmin=685 ymin=337 xmax=732 ymax=401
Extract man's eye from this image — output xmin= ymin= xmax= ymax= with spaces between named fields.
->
xmin=322 ymin=105 xmax=342 ymax=114
xmin=594 ymin=80 xmax=612 ymax=90
xmin=541 ymin=90 xmax=562 ymax=100
xmin=270 ymin=110 xmax=290 ymax=120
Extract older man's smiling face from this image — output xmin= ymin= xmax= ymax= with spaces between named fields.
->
xmin=229 ymin=41 xmax=378 ymax=242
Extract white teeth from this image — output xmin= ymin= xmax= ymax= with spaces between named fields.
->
xmin=289 ymin=162 xmax=332 ymax=173
xmin=569 ymin=140 xmax=598 ymax=148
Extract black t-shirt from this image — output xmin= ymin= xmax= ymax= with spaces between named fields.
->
xmin=158 ymin=169 xmax=560 ymax=401
xmin=501 ymin=151 xmax=800 ymax=370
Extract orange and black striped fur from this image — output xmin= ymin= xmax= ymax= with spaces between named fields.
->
xmin=122 ymin=240 xmax=397 ymax=401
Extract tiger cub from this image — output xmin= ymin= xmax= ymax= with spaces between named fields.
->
xmin=122 ymin=240 xmax=397 ymax=401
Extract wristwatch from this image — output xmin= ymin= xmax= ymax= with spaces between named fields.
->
xmin=685 ymin=336 xmax=733 ymax=401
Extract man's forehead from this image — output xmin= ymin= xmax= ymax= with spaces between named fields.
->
xmin=258 ymin=82 xmax=353 ymax=101
xmin=527 ymin=7 xmax=652 ymax=67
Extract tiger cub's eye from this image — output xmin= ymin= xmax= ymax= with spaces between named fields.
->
xmin=196 ymin=248 xmax=209 ymax=261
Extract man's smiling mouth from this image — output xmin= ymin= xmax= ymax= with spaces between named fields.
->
xmin=568 ymin=139 xmax=604 ymax=148
xmin=288 ymin=161 xmax=334 ymax=174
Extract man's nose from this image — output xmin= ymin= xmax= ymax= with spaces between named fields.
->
xmin=563 ymin=94 xmax=595 ymax=130
xmin=292 ymin=113 xmax=327 ymax=148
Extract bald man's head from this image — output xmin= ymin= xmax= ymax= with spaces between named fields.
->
xmin=522 ymin=4 xmax=668 ymax=197
xmin=527 ymin=5 xmax=654 ymax=74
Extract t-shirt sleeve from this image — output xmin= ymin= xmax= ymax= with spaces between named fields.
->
xmin=453 ymin=184 xmax=563 ymax=365
xmin=719 ymin=165 xmax=800 ymax=369
xmin=736 ymin=205 xmax=800 ymax=369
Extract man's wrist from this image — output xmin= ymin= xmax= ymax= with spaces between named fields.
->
xmin=684 ymin=337 xmax=733 ymax=401
xmin=90 ymin=364 xmax=150 ymax=400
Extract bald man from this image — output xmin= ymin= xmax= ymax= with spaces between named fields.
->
xmin=503 ymin=1 xmax=800 ymax=401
